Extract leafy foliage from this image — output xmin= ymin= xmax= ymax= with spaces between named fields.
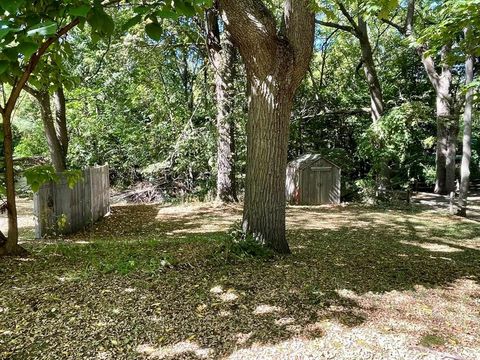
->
xmin=358 ymin=102 xmax=435 ymax=189
xmin=24 ymin=165 xmax=83 ymax=192
xmin=23 ymin=165 xmax=59 ymax=193
xmin=6 ymin=0 xmax=480 ymax=204
xmin=217 ymin=221 xmax=275 ymax=261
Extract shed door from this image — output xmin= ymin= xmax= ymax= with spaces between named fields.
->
xmin=301 ymin=167 xmax=332 ymax=204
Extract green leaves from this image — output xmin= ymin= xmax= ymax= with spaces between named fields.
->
xmin=173 ymin=0 xmax=196 ymax=17
xmin=27 ymin=21 xmax=58 ymax=37
xmin=0 ymin=60 xmax=9 ymax=74
xmin=0 ymin=0 xmax=25 ymax=14
xmin=17 ymin=41 xmax=38 ymax=57
xmin=87 ymin=7 xmax=115 ymax=37
xmin=24 ymin=167 xmax=82 ymax=193
xmin=122 ymin=14 xmax=143 ymax=31
xmin=145 ymin=22 xmax=163 ymax=41
xmin=24 ymin=165 xmax=59 ymax=193
xmin=68 ymin=5 xmax=91 ymax=18
xmin=64 ymin=170 xmax=84 ymax=189
xmin=418 ymin=0 xmax=480 ymax=61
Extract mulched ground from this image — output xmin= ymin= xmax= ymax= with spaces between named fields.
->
xmin=0 ymin=202 xmax=479 ymax=359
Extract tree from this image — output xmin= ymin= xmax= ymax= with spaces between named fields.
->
xmin=0 ymin=6 xmax=81 ymax=255
xmin=0 ymin=0 xmax=212 ymax=256
xmin=419 ymin=44 xmax=458 ymax=195
xmin=459 ymin=53 xmax=475 ymax=216
xmin=205 ymin=5 xmax=238 ymax=202
xmin=25 ymin=84 xmax=69 ymax=172
xmin=316 ymin=1 xmax=387 ymax=123
xmin=385 ymin=0 xmax=462 ymax=194
xmin=316 ymin=0 xmax=403 ymax=187
xmin=218 ymin=0 xmax=315 ymax=253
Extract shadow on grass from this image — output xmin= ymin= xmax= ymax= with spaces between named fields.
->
xmin=1 ymin=204 xmax=479 ymax=359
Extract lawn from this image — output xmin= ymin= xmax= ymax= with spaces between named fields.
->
xmin=1 ymin=202 xmax=479 ymax=359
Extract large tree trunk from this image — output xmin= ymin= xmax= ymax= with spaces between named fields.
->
xmin=242 ymin=76 xmax=295 ymax=253
xmin=419 ymin=46 xmax=457 ymax=194
xmin=0 ymin=111 xmax=23 ymax=256
xmin=219 ymin=0 xmax=315 ymax=253
xmin=206 ymin=7 xmax=238 ymax=203
xmin=357 ymin=17 xmax=384 ymax=123
xmin=29 ymin=88 xmax=67 ymax=172
xmin=458 ymin=54 xmax=474 ymax=216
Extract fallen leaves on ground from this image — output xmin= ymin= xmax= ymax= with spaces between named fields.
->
xmin=0 ymin=202 xmax=479 ymax=359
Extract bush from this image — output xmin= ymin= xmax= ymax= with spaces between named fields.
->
xmin=215 ymin=221 xmax=274 ymax=262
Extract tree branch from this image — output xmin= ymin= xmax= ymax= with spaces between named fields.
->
xmin=418 ymin=48 xmax=439 ymax=91
xmin=23 ymin=84 xmax=41 ymax=98
xmin=337 ymin=1 xmax=360 ymax=34
xmin=404 ymin=0 xmax=415 ymax=36
xmin=381 ymin=18 xmax=405 ymax=34
xmin=283 ymin=0 xmax=316 ymax=87
xmin=219 ymin=0 xmax=277 ymax=76
xmin=381 ymin=0 xmax=415 ymax=36
xmin=4 ymin=18 xmax=80 ymax=117
xmin=315 ymin=19 xmax=355 ymax=35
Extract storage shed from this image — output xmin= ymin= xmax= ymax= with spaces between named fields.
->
xmin=286 ymin=154 xmax=341 ymax=205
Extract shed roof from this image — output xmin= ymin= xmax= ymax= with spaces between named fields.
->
xmin=288 ymin=154 xmax=340 ymax=170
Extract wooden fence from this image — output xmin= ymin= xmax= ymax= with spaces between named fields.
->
xmin=34 ymin=165 xmax=110 ymax=238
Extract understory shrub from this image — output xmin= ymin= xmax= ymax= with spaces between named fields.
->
xmin=215 ymin=221 xmax=274 ymax=262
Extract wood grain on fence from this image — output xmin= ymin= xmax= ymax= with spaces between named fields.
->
xmin=34 ymin=165 xmax=110 ymax=238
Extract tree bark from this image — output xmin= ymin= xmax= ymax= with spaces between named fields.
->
xmin=243 ymin=81 xmax=295 ymax=253
xmin=219 ymin=0 xmax=315 ymax=253
xmin=357 ymin=18 xmax=384 ymax=123
xmin=458 ymin=54 xmax=474 ymax=216
xmin=54 ymin=85 xmax=69 ymax=160
xmin=0 ymin=111 xmax=22 ymax=256
xmin=206 ymin=7 xmax=238 ymax=203
xmin=419 ymin=45 xmax=457 ymax=194
xmin=25 ymin=87 xmax=68 ymax=172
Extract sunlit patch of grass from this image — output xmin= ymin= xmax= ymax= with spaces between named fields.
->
xmin=420 ymin=333 xmax=447 ymax=348
xmin=36 ymin=239 xmax=179 ymax=275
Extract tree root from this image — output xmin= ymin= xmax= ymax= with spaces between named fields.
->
xmin=0 ymin=244 xmax=29 ymax=257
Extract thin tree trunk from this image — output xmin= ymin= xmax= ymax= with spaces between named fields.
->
xmin=219 ymin=0 xmax=315 ymax=253
xmin=318 ymin=11 xmax=387 ymax=186
xmin=383 ymin=0 xmax=458 ymax=195
xmin=357 ymin=17 xmax=389 ymax=187
xmin=54 ymin=85 xmax=68 ymax=160
xmin=0 ymin=111 xmax=23 ymax=256
xmin=206 ymin=7 xmax=238 ymax=202
xmin=419 ymin=46 xmax=457 ymax=195
xmin=28 ymin=88 xmax=67 ymax=172
xmin=357 ymin=17 xmax=384 ymax=123
xmin=458 ymin=54 xmax=474 ymax=216
xmin=0 ymin=18 xmax=79 ymax=256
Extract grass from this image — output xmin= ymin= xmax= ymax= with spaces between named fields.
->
xmin=0 ymin=202 xmax=479 ymax=359
xmin=420 ymin=334 xmax=447 ymax=348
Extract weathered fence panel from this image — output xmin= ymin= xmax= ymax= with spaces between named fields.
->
xmin=34 ymin=165 xmax=110 ymax=238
